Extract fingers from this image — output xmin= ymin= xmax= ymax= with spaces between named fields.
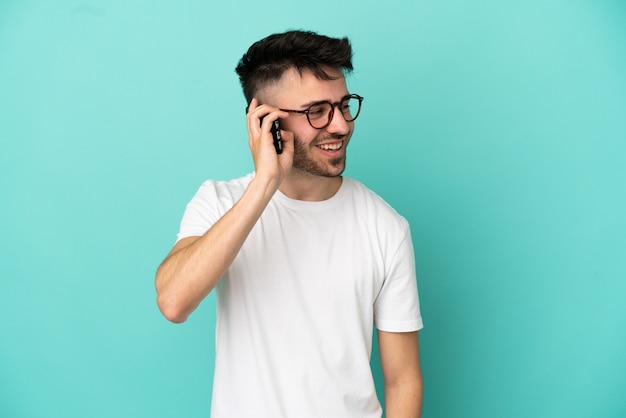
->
xmin=245 ymin=99 xmax=293 ymax=183
xmin=246 ymin=99 xmax=289 ymax=150
xmin=278 ymin=128 xmax=294 ymax=154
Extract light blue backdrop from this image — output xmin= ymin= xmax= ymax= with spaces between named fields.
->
xmin=1 ymin=1 xmax=625 ymax=417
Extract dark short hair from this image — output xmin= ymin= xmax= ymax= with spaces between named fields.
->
xmin=235 ymin=30 xmax=353 ymax=104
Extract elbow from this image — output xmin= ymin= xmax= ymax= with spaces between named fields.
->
xmin=156 ymin=291 xmax=190 ymax=324
xmin=155 ymin=266 xmax=190 ymax=324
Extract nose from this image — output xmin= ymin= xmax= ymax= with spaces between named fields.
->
xmin=325 ymin=105 xmax=351 ymax=134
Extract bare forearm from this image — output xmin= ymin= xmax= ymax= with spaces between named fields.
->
xmin=378 ymin=330 xmax=423 ymax=418
xmin=155 ymin=176 xmax=278 ymax=322
xmin=385 ymin=378 xmax=423 ymax=418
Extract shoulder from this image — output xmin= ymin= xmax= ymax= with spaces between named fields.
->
xmin=342 ymin=177 xmax=410 ymax=232
xmin=177 ymin=173 xmax=254 ymax=241
xmin=198 ymin=173 xmax=254 ymax=194
xmin=194 ymin=173 xmax=254 ymax=202
xmin=184 ymin=173 xmax=254 ymax=216
xmin=344 ymin=178 xmax=410 ymax=242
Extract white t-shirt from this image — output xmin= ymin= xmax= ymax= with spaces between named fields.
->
xmin=177 ymin=173 xmax=423 ymax=418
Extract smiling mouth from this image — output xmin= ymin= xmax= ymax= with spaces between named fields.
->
xmin=317 ymin=141 xmax=343 ymax=151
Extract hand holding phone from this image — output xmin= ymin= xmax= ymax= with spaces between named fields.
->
xmin=247 ymin=99 xmax=284 ymax=155
xmin=270 ymin=119 xmax=283 ymax=154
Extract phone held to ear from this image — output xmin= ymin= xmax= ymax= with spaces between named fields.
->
xmin=248 ymin=104 xmax=283 ymax=155
xmin=270 ymin=119 xmax=283 ymax=154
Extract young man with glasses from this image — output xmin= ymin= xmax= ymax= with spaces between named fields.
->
xmin=156 ymin=30 xmax=423 ymax=418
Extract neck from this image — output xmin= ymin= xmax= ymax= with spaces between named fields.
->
xmin=278 ymin=170 xmax=343 ymax=201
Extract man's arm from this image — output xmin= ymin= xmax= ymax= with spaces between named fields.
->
xmin=155 ymin=176 xmax=279 ymax=323
xmin=378 ymin=330 xmax=423 ymax=418
xmin=155 ymin=101 xmax=292 ymax=323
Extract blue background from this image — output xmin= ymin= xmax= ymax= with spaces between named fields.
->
xmin=1 ymin=1 xmax=625 ymax=417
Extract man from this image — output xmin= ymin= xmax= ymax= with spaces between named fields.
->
xmin=156 ymin=30 xmax=423 ymax=417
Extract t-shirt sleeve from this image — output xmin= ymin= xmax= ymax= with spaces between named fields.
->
xmin=176 ymin=181 xmax=223 ymax=242
xmin=373 ymin=227 xmax=423 ymax=332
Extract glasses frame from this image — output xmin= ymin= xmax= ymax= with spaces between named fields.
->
xmin=279 ymin=94 xmax=364 ymax=130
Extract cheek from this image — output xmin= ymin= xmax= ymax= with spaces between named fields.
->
xmin=284 ymin=124 xmax=318 ymax=146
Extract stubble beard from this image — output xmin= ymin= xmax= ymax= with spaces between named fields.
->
xmin=292 ymin=133 xmax=347 ymax=178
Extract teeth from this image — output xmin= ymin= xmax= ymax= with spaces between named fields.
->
xmin=318 ymin=142 xmax=342 ymax=151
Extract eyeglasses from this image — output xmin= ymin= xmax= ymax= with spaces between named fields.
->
xmin=280 ymin=94 xmax=364 ymax=129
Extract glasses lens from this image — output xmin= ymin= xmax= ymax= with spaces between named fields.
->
xmin=341 ymin=96 xmax=361 ymax=122
xmin=308 ymin=103 xmax=332 ymax=128
xmin=305 ymin=95 xmax=362 ymax=128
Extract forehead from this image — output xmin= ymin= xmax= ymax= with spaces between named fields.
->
xmin=264 ymin=67 xmax=348 ymax=108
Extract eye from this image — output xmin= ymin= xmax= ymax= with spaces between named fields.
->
xmin=340 ymin=101 xmax=354 ymax=116
xmin=307 ymin=104 xmax=327 ymax=119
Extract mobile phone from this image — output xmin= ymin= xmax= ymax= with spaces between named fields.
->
xmin=249 ymin=104 xmax=283 ymax=154
xmin=270 ymin=119 xmax=283 ymax=154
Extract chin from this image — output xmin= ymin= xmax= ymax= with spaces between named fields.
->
xmin=294 ymin=156 xmax=346 ymax=178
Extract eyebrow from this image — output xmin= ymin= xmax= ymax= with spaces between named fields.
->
xmin=297 ymin=94 xmax=352 ymax=110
